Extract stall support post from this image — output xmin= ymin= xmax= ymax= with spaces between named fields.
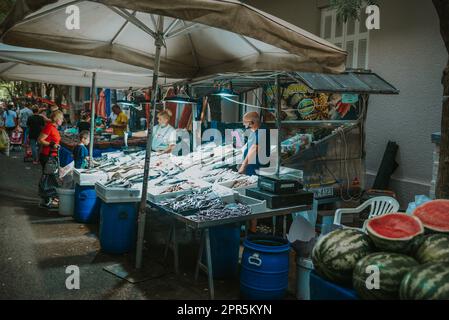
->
xmin=275 ymin=75 xmax=282 ymax=176
xmin=89 ymin=72 xmax=96 ymax=168
xmin=135 ymin=15 xmax=164 ymax=269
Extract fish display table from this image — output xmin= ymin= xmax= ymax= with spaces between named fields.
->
xmin=148 ymin=197 xmax=311 ymax=300
xmin=58 ymin=134 xmax=147 ymax=166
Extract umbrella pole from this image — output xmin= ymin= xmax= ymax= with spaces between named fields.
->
xmin=275 ymin=75 xmax=281 ymax=176
xmin=136 ymin=16 xmax=164 ymax=269
xmin=89 ymin=72 xmax=96 ymax=168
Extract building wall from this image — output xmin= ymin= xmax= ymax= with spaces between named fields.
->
xmin=365 ymin=0 xmax=446 ymax=207
xmin=243 ymin=0 xmax=446 ymax=207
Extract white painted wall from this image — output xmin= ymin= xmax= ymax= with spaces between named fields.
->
xmin=365 ymin=0 xmax=446 ymax=206
xmin=243 ymin=0 xmax=447 ymax=206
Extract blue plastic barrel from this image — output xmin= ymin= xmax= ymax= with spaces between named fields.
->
xmin=74 ymin=185 xmax=100 ymax=223
xmin=99 ymin=201 xmax=137 ymax=254
xmin=202 ymin=224 xmax=240 ymax=279
xmin=240 ymin=236 xmax=290 ymax=300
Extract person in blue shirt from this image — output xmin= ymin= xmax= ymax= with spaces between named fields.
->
xmin=2 ymin=103 xmax=17 ymax=138
xmin=238 ymin=111 xmax=271 ymax=234
xmin=238 ymin=111 xmax=270 ymax=176
xmin=73 ymin=130 xmax=90 ymax=169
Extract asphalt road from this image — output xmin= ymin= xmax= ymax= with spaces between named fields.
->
xmin=0 ymin=149 xmax=297 ymax=300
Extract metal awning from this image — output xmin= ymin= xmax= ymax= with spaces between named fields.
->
xmin=295 ymin=70 xmax=399 ymax=94
xmin=174 ymin=70 xmax=399 ymax=96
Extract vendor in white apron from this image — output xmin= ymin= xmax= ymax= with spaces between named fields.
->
xmin=152 ymin=110 xmax=177 ymax=154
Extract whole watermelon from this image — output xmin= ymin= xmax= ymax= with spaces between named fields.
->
xmin=409 ymin=234 xmax=429 ymax=254
xmin=415 ymin=234 xmax=449 ymax=264
xmin=312 ymin=228 xmax=373 ymax=286
xmin=400 ymin=262 xmax=449 ymax=300
xmin=353 ymin=252 xmax=418 ymax=300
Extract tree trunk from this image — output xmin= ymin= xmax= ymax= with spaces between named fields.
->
xmin=433 ymin=0 xmax=449 ymax=199
xmin=436 ymin=59 xmax=449 ymax=199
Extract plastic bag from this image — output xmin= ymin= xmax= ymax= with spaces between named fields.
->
xmin=59 ymin=161 xmax=74 ymax=189
xmin=59 ymin=161 xmax=74 ymax=179
xmin=38 ymin=174 xmax=60 ymax=199
xmin=406 ymin=195 xmax=432 ymax=215
xmin=44 ymin=157 xmax=59 ymax=175
xmin=0 ymin=129 xmax=9 ymax=154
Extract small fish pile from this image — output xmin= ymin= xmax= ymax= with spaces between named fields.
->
xmin=160 ymin=182 xmax=199 ymax=194
xmin=202 ymin=169 xmax=242 ymax=183
xmin=158 ymin=187 xmax=252 ymax=221
xmin=192 ymin=202 xmax=251 ymax=222
xmin=104 ymin=172 xmax=145 ymax=188
xmin=158 ymin=188 xmax=222 ymax=212
xmin=231 ymin=176 xmax=258 ymax=188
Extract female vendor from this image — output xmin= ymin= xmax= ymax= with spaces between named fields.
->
xmin=152 ymin=110 xmax=177 ymax=154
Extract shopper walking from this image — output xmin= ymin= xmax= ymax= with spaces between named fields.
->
xmin=19 ymin=103 xmax=33 ymax=144
xmin=27 ymin=106 xmax=45 ymax=164
xmin=38 ymin=110 xmax=63 ymax=208
xmin=2 ymin=103 xmax=17 ymax=138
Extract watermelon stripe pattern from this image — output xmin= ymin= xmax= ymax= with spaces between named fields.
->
xmin=400 ymin=263 xmax=449 ymax=300
xmin=415 ymin=234 xmax=449 ymax=264
xmin=353 ymin=253 xmax=418 ymax=300
xmin=312 ymin=229 xmax=373 ymax=286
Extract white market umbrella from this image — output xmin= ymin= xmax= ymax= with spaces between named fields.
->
xmin=0 ymin=43 xmax=180 ymax=165
xmin=1 ymin=0 xmax=347 ymax=271
xmin=0 ymin=61 xmax=159 ymax=88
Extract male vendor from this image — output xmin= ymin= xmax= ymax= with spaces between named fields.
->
xmin=239 ymin=111 xmax=270 ymax=233
xmin=110 ymin=104 xmax=128 ymax=137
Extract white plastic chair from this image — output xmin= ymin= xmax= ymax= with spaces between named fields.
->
xmin=333 ymin=196 xmax=400 ymax=232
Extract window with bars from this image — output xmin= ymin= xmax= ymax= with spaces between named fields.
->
xmin=321 ymin=8 xmax=370 ymax=70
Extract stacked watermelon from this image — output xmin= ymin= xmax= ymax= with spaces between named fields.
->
xmin=311 ymin=199 xmax=449 ymax=300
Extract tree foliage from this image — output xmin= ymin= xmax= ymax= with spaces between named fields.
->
xmin=330 ymin=0 xmax=378 ymax=22
xmin=0 ymin=0 xmax=15 ymax=24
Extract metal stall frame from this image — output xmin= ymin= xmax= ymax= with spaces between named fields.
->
xmin=173 ymin=70 xmax=398 ymax=186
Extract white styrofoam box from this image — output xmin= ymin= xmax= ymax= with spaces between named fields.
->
xmin=218 ymin=179 xmax=258 ymax=195
xmin=103 ymin=151 xmax=125 ymax=160
xmin=258 ymin=166 xmax=304 ymax=180
xmin=147 ymin=179 xmax=212 ymax=202
xmin=231 ymin=193 xmax=267 ymax=214
xmin=95 ymin=181 xmax=142 ymax=203
xmin=151 ymin=186 xmax=235 ymax=205
xmin=433 ymin=152 xmax=440 ymax=162
xmin=74 ymin=169 xmax=109 ymax=186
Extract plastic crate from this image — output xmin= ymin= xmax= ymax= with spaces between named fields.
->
xmin=310 ymin=271 xmax=358 ymax=300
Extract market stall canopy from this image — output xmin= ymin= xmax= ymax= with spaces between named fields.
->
xmin=0 ymin=60 xmax=160 ymax=88
xmin=178 ymin=70 xmax=399 ymax=96
xmin=0 ymin=43 xmax=179 ymax=87
xmin=0 ymin=0 xmax=347 ymax=79
xmin=295 ymin=71 xmax=399 ymax=94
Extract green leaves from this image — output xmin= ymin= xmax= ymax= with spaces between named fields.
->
xmin=330 ymin=0 xmax=379 ymax=23
xmin=0 ymin=0 xmax=15 ymax=24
